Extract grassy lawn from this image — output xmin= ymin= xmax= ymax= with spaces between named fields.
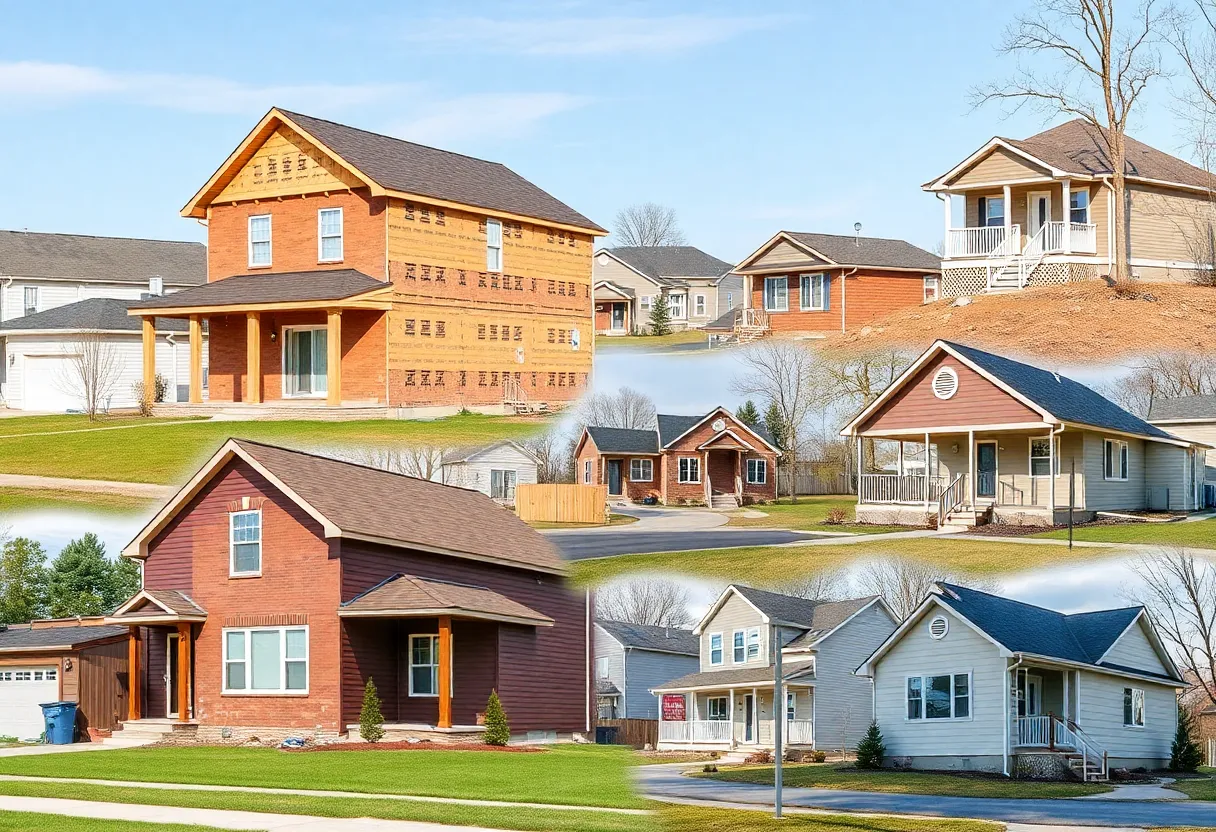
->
xmin=570 ymin=537 xmax=1109 ymax=586
xmin=660 ymin=805 xmax=997 ymax=832
xmin=596 ymin=331 xmax=707 ymax=350
xmin=0 ymin=744 xmax=644 ymax=809
xmin=0 ymin=812 xmax=236 ymax=832
xmin=0 ymin=780 xmax=653 ymax=832
xmin=702 ymin=763 xmax=1110 ymax=799
xmin=531 ymin=514 xmax=640 ymax=530
xmin=727 ymin=496 xmax=913 ymax=535
xmin=0 ymin=487 xmax=158 ymax=514
xmin=0 ymin=414 xmax=549 ymax=485
xmin=1166 ymin=768 xmax=1216 ymax=800
xmin=1031 ymin=518 xmax=1216 ymax=548
xmin=0 ymin=415 xmax=206 ymax=437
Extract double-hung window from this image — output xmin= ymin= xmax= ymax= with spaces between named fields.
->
xmin=486 ymin=219 xmax=504 ymax=271
xmin=980 ymin=196 xmax=1005 ymax=228
xmin=1123 ymin=687 xmax=1145 ymax=727
xmin=223 ymin=626 xmax=308 ymax=693
xmin=906 ymin=673 xmax=970 ymax=720
xmin=694 ymin=294 xmax=706 ymax=316
xmin=707 ymin=696 xmax=729 ymax=720
xmin=923 ymin=276 xmax=940 ymax=303
xmin=640 ymin=295 xmax=652 ymax=311
xmin=668 ymin=293 xmax=687 ymax=319
xmin=745 ymin=627 xmax=761 ymax=661
xmin=22 ymin=286 xmax=37 ymax=316
xmin=678 ymin=457 xmax=700 ymax=483
xmin=583 ymin=459 xmax=593 ymax=484
xmin=229 ymin=510 xmax=262 ymax=576
xmin=248 ymin=215 xmax=272 ymax=267
xmin=629 ymin=458 xmax=653 ymax=482
xmin=746 ymin=458 xmax=767 ymax=485
xmin=1029 ymin=437 xmax=1059 ymax=477
xmin=490 ymin=469 xmax=517 ymax=501
xmin=409 ymin=634 xmax=446 ymax=696
xmin=1070 ymin=189 xmax=1090 ymax=224
xmin=799 ymin=274 xmax=827 ymax=311
xmin=709 ymin=633 xmax=723 ymax=665
xmin=732 ymin=630 xmax=745 ymax=663
xmin=764 ymin=277 xmax=788 ymax=312
xmin=318 ymin=208 xmax=343 ymax=262
xmin=786 ymin=691 xmax=797 ymax=721
xmin=1104 ymin=439 xmax=1129 ymax=481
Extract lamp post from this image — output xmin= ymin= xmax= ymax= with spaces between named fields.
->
xmin=773 ymin=628 xmax=783 ymax=819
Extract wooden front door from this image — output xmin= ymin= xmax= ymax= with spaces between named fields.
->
xmin=607 ymin=460 xmax=623 ymax=496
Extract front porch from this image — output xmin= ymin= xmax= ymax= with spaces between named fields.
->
xmin=594 ymin=282 xmax=634 ymax=336
xmin=656 ymin=685 xmax=814 ymax=751
xmin=1010 ymin=664 xmax=1109 ymax=781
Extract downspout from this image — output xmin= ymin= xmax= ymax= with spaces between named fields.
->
xmin=621 ymin=646 xmax=629 ymax=720
xmin=840 ymin=266 xmax=858 ymax=333
xmin=1005 ymin=654 xmax=1024 ymax=777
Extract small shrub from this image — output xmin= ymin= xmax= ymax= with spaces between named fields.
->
xmin=702 ymin=764 xmax=718 ymax=773
xmin=483 ymin=690 xmax=510 ymax=746
xmin=744 ymin=749 xmax=774 ymax=765
xmin=359 ymin=678 xmax=385 ymax=743
xmin=823 ymin=508 xmax=847 ymax=525
xmin=1170 ymin=708 xmax=1204 ymax=772
xmin=855 ymin=721 xmax=886 ymax=770
xmin=132 ymin=382 xmax=154 ymax=417
xmin=810 ymin=749 xmax=827 ymax=763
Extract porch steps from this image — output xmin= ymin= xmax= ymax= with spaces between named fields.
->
xmin=1066 ymin=754 xmax=1108 ymax=782
xmin=107 ymin=719 xmax=197 ymax=746
xmin=709 ymin=494 xmax=739 ymax=510
xmin=942 ymin=509 xmax=986 ymax=529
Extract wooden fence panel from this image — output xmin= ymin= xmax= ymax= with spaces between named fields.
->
xmin=515 ymin=484 xmax=607 ymax=524
xmin=777 ymin=469 xmax=854 ymax=496
xmin=595 ymin=718 xmax=658 ymax=748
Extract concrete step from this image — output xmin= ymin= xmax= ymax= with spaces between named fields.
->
xmin=709 ymin=495 xmax=739 ymax=510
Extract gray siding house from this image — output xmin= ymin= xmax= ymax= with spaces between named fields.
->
xmin=594 ymin=620 xmax=698 ymax=719
xmin=592 ymin=246 xmax=741 ymax=334
xmin=652 ymin=585 xmax=897 ymax=752
xmin=857 ymin=583 xmax=1185 ymax=780
xmin=1148 ymin=394 xmax=1216 ymax=504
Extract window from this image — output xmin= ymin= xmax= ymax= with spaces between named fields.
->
xmin=1104 ymin=439 xmax=1129 ymax=481
xmin=726 ymin=292 xmax=733 ymax=309
xmin=410 ymin=634 xmax=445 ymax=696
xmin=746 ymin=458 xmax=767 ymax=485
xmin=22 ymin=286 xmax=37 ymax=316
xmin=953 ymin=673 xmax=970 ymax=718
xmin=906 ymin=673 xmax=971 ymax=720
xmin=583 ymin=459 xmax=593 ymax=484
xmin=709 ymin=633 xmax=723 ymax=665
xmin=248 ymin=215 xmax=272 ymax=267
xmin=222 ymin=626 xmax=308 ymax=694
xmin=668 ymin=293 xmax=687 ymax=319
xmin=1029 ymin=437 xmax=1060 ymax=477
xmin=629 ymin=458 xmax=653 ymax=482
xmin=229 ymin=510 xmax=262 ymax=576
xmin=764 ymin=277 xmax=789 ymax=312
xmin=923 ymin=276 xmax=940 ymax=303
xmin=1123 ymin=687 xmax=1145 ymax=726
xmin=732 ymin=630 xmax=745 ymax=663
xmin=787 ymin=691 xmax=797 ymax=722
xmin=486 ymin=219 xmax=503 ymax=271
xmin=490 ymin=469 xmax=517 ymax=501
xmin=746 ymin=628 xmax=761 ymax=661
xmin=980 ymin=196 xmax=1005 ymax=227
xmin=149 ymin=276 xmax=164 ymax=296
xmin=707 ymin=696 xmax=729 ymax=720
xmin=694 ymin=294 xmax=706 ymax=316
xmin=799 ymin=274 xmax=827 ymax=311
xmin=1070 ymin=189 xmax=1090 ymax=224
xmin=318 ymin=208 xmax=343 ymax=261
xmin=906 ymin=677 xmax=922 ymax=720
xmin=678 ymin=457 xmax=700 ymax=483
xmin=640 ymin=295 xmax=652 ymax=311
xmin=595 ymin=657 xmax=610 ymax=679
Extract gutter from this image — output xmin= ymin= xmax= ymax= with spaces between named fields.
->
xmin=1005 ymin=655 xmax=1023 ymax=777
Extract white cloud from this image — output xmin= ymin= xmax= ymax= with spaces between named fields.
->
xmin=402 ymin=14 xmax=786 ymax=56
xmin=387 ymin=92 xmax=589 ymax=145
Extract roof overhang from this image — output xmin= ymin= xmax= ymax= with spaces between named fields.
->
xmin=665 ymin=406 xmax=783 ymax=455
xmin=337 ymin=607 xmax=553 ymax=627
xmin=593 ymin=281 xmax=634 ymax=300
xmin=592 ymin=249 xmax=668 ymax=287
xmin=855 ymin=592 xmax=1013 ymax=677
xmin=1009 ymin=651 xmax=1183 ymax=688
xmin=126 ymin=284 xmax=394 ymax=317
xmin=1094 ymin=608 xmax=1185 ymax=682
xmin=923 ymin=137 xmax=1072 ymax=192
xmin=697 ymin=429 xmax=757 ymax=452
xmin=104 ymin=590 xmax=208 ymax=626
xmin=733 ymin=232 xmax=837 ymax=275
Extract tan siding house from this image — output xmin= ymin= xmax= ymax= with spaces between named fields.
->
xmin=592 ymin=247 xmax=740 ymax=335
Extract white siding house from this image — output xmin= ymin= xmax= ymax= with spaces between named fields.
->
xmin=440 ymin=441 xmax=540 ymax=504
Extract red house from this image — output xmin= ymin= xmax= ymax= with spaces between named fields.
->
xmin=105 ymin=439 xmax=589 ymax=744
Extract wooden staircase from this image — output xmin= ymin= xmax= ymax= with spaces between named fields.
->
xmin=503 ymin=378 xmax=550 ymax=415
xmin=733 ymin=309 xmax=770 ymax=344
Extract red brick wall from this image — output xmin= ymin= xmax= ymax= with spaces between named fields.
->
xmin=574 ymin=437 xmax=661 ymax=501
xmin=749 ymin=269 xmax=930 ymax=332
xmin=661 ymin=413 xmax=779 ymax=504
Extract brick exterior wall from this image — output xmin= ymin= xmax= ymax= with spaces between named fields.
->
xmin=749 ymin=269 xmax=930 ymax=332
xmin=574 ymin=436 xmax=661 ymax=501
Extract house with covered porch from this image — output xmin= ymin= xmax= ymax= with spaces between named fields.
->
xmin=841 ymin=340 xmax=1209 ymax=527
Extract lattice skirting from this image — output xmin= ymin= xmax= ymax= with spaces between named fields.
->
xmin=942 ymin=262 xmax=1099 ymax=297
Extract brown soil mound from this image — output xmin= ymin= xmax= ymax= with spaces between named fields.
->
xmin=820 ymin=281 xmax=1216 ymax=361
xmin=290 ymin=740 xmax=545 ymax=752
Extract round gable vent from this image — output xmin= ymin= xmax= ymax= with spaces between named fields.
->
xmin=712 ymin=418 xmax=726 ymax=432
xmin=932 ymin=367 xmax=959 ymax=400
xmin=928 ymin=615 xmax=949 ymax=640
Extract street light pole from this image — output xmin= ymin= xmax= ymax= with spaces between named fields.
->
xmin=773 ymin=627 xmax=783 ymax=819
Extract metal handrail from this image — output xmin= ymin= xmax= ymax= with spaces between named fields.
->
xmin=936 ymin=474 xmax=965 ymax=526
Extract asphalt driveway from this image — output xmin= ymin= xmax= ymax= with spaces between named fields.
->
xmin=548 ymin=528 xmax=825 ymax=560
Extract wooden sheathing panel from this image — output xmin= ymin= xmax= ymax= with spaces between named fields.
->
xmin=947 ymin=146 xmax=1050 ymax=187
xmin=216 ymin=126 xmax=361 ymax=203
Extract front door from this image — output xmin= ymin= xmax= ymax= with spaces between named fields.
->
xmin=611 ymin=303 xmax=626 ymax=331
xmin=283 ymin=327 xmax=328 ymax=397
xmin=606 ymin=460 xmax=623 ymax=496
xmin=1016 ymin=670 xmax=1042 ymax=717
xmin=166 ymin=633 xmax=179 ymax=718
xmin=743 ymin=694 xmax=754 ymax=743
xmin=1028 ymin=191 xmax=1051 ymax=237
xmin=976 ymin=441 xmax=997 ymax=499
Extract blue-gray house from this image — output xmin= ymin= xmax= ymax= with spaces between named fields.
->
xmin=594 ymin=620 xmax=699 ymax=720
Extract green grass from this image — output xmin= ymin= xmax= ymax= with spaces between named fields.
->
xmin=1031 ymin=518 xmax=1216 ymax=547
xmin=0 ymin=812 xmax=239 ymax=832
xmin=530 ymin=514 xmax=640 ymax=530
xmin=1166 ymin=768 xmax=1216 ymax=800
xmin=0 ymin=487 xmax=158 ymax=514
xmin=0 ymin=414 xmax=549 ymax=484
xmin=702 ymin=763 xmax=1111 ymax=799
xmin=0 ymin=744 xmax=644 ymax=809
xmin=0 ymin=415 xmax=205 ymax=437
xmin=727 ymin=496 xmax=913 ymax=535
xmin=0 ymin=780 xmax=654 ymax=832
xmin=597 ymin=331 xmax=708 ymax=349
xmin=660 ymin=805 xmax=997 ymax=832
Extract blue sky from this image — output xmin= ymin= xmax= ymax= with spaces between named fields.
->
xmin=0 ymin=1 xmax=1195 ymax=262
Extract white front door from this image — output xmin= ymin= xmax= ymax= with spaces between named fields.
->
xmin=283 ymin=327 xmax=328 ymax=397
xmin=1027 ymin=191 xmax=1051 ymax=238
xmin=0 ymin=666 xmax=59 ymax=741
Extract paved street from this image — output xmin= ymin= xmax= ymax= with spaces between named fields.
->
xmin=550 ymin=528 xmax=826 ymax=560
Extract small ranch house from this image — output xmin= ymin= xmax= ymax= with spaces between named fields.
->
xmin=592 ymin=247 xmax=741 ymax=334
xmin=593 ymin=620 xmax=699 ymax=720
xmin=856 ymin=583 xmax=1185 ymax=779
xmin=440 ymin=441 xmax=540 ymax=505
xmin=652 ymin=585 xmax=897 ymax=753
xmin=842 ymin=340 xmax=1209 ymax=527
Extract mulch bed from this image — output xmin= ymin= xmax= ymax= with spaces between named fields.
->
xmin=962 ymin=517 xmax=1150 ymax=537
xmin=289 ymin=740 xmax=545 ymax=753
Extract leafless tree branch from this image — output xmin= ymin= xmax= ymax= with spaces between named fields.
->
xmin=611 ymin=203 xmax=687 ymax=247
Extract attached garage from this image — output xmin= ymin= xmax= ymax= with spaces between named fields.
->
xmin=20 ymin=355 xmax=79 ymax=413
xmin=0 ymin=666 xmax=60 ymax=741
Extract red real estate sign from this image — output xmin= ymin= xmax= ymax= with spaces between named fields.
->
xmin=661 ymin=694 xmax=686 ymax=721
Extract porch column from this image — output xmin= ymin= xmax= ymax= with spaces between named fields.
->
xmin=1002 ymin=184 xmax=1012 ymax=240
xmin=245 ymin=312 xmax=261 ymax=404
xmin=1047 ymin=429 xmax=1057 ymax=516
xmin=1062 ymin=180 xmax=1072 ymax=253
xmin=923 ymin=432 xmax=931 ymax=512
xmin=141 ymin=316 xmax=156 ymax=405
xmin=743 ymin=276 xmax=751 ymax=310
xmin=176 ymin=623 xmax=191 ymax=722
xmin=437 ymin=615 xmax=452 ymax=729
xmin=896 ymin=442 xmax=904 ymax=477
xmin=968 ymin=429 xmax=976 ymax=507
xmin=326 ymin=308 xmax=342 ymax=407
xmin=127 ymin=628 xmax=142 ymax=721
xmin=703 ymin=450 xmax=710 ymax=504
xmin=728 ymin=688 xmax=735 ymax=750
xmin=188 ymin=315 xmax=203 ymax=404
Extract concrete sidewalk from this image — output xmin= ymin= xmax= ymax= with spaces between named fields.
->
xmin=0 ymin=473 xmax=173 ymax=499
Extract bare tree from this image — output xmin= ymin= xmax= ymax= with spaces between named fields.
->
xmin=612 ymin=203 xmax=687 ymax=247
xmin=824 ymin=350 xmax=913 ymax=472
xmin=522 ymin=431 xmax=574 ymax=484
xmin=974 ymin=0 xmax=1175 ymax=284
xmin=595 ymin=579 xmax=693 ymax=627
xmin=855 ymin=558 xmax=999 ymax=621
xmin=62 ymin=332 xmax=122 ymax=420
xmin=347 ymin=445 xmax=448 ymax=481
xmin=573 ymin=387 xmax=657 ymax=432
xmin=1102 ymin=352 xmax=1216 ymax=416
xmin=773 ymin=570 xmax=847 ymax=603
xmin=1123 ymin=548 xmax=1216 ymax=708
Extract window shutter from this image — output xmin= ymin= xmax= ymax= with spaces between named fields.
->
xmin=823 ymin=275 xmax=831 ymax=310
xmin=977 ymin=197 xmax=986 ymax=227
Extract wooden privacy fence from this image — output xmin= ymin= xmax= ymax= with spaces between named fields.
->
xmin=515 ymin=484 xmax=607 ymax=525
xmin=596 ymin=718 xmax=658 ymax=748
xmin=777 ymin=470 xmax=854 ymax=496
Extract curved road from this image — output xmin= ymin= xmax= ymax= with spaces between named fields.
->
xmin=637 ymin=765 xmax=1216 ymax=828
xmin=549 ymin=529 xmax=825 ymax=560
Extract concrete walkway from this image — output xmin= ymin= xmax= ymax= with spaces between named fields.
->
xmin=1071 ymin=778 xmax=1187 ymax=801
xmin=0 ymin=473 xmax=173 ymax=499
xmin=0 ymin=794 xmax=514 ymax=831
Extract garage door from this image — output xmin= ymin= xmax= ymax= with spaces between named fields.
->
xmin=0 ymin=666 xmax=59 ymax=741
xmin=23 ymin=356 xmax=80 ymax=412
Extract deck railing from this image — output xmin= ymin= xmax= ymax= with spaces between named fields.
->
xmin=658 ymin=719 xmax=732 ymax=743
xmin=1015 ymin=714 xmax=1108 ymax=781
xmin=859 ymin=474 xmax=946 ymax=504
xmin=936 ymin=474 xmax=966 ymax=526
xmin=946 ymin=225 xmax=1020 ymax=258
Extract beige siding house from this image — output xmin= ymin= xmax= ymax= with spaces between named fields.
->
xmin=925 ymin=120 xmax=1216 ymax=296
xmin=592 ymin=247 xmax=741 ymax=334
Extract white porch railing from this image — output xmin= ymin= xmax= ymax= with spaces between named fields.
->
xmin=1208 ymin=737 xmax=1216 ymax=767
xmin=786 ymin=718 xmax=815 ymax=745
xmin=946 ymin=225 xmax=1020 ymax=258
xmin=659 ymin=719 xmax=732 ymax=743
xmin=737 ymin=308 xmax=769 ymax=329
xmin=1038 ymin=221 xmax=1098 ymax=255
xmin=1016 ymin=715 xmax=1053 ymax=747
xmin=1015 ymin=715 xmax=1108 ymax=781
xmin=936 ymin=474 xmax=966 ymax=525
xmin=948 ymin=222 xmax=1096 ymax=260
xmin=859 ymin=474 xmax=947 ymax=504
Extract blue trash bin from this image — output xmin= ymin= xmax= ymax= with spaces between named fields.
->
xmin=39 ymin=701 xmax=77 ymax=745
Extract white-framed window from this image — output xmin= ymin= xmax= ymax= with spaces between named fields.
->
xmin=409 ymin=634 xmax=442 ymax=696
xmin=595 ymin=656 xmax=610 ymax=678
xmin=799 ymin=274 xmax=827 ymax=311
xmin=981 ymin=196 xmax=1005 ymax=228
xmin=222 ymin=626 xmax=308 ymax=694
xmin=640 ymin=295 xmax=652 ymax=311
xmin=318 ymin=208 xmax=344 ymax=262
xmin=1029 ymin=437 xmax=1060 ymax=477
xmin=490 ymin=469 xmax=517 ymax=501
xmin=923 ymin=276 xmax=940 ymax=303
xmin=694 ymin=294 xmax=706 ymax=316
xmin=668 ymin=292 xmax=687 ymax=319
xmin=786 ymin=691 xmax=797 ymax=722
xmin=732 ymin=630 xmax=745 ymax=663
xmin=629 ymin=458 xmax=653 ymax=482
xmin=583 ymin=459 xmax=593 ymax=484
xmin=248 ymin=215 xmax=272 ymax=267
xmin=1104 ymin=439 xmax=1129 ymax=481
xmin=678 ymin=457 xmax=700 ymax=483
xmin=1070 ymin=189 xmax=1090 ymax=224
xmin=1123 ymin=687 xmax=1145 ymax=727
xmin=764 ymin=277 xmax=788 ymax=312
xmin=709 ymin=632 xmax=723 ymax=665
xmin=746 ymin=627 xmax=761 ymax=661
xmin=22 ymin=286 xmax=37 ymax=316
xmin=707 ymin=696 xmax=729 ymax=720
xmin=906 ymin=673 xmax=971 ymax=720
xmin=486 ymin=218 xmax=504 ymax=271
xmin=746 ymin=458 xmax=767 ymax=485
xmin=229 ymin=510 xmax=262 ymax=576
xmin=149 ymin=276 xmax=164 ymax=296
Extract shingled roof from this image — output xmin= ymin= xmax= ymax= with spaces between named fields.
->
xmin=584 ymin=425 xmax=660 ymax=455
xmin=603 ymin=246 xmax=734 ymax=285
xmin=0 ymin=623 xmax=128 ymax=653
xmin=784 ymin=232 xmax=941 ymax=271
xmin=128 ymin=269 xmax=388 ymax=311
xmin=653 ymin=659 xmax=817 ymax=691
xmin=1148 ymin=394 xmax=1216 ymax=422
xmin=341 ymin=574 xmax=553 ymax=626
xmin=0 ymin=298 xmax=189 ymax=333
xmin=0 ymin=230 xmax=205 ymax=285
xmin=597 ymin=620 xmax=699 ymax=656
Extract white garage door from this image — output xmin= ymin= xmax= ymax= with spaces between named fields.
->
xmin=0 ymin=666 xmax=59 ymax=741
xmin=23 ymin=356 xmax=80 ymax=412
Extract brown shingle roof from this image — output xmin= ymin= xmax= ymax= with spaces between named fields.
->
xmin=128 ymin=269 xmax=388 ymax=311
xmin=234 ymin=440 xmax=567 ymax=575
xmin=0 ymin=230 xmax=206 ymax=285
xmin=783 ymin=233 xmax=941 ymax=271
xmin=143 ymin=589 xmax=207 ymax=617
xmin=340 ymin=574 xmax=553 ymax=625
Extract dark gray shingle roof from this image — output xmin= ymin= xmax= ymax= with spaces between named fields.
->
xmin=1148 ymin=394 xmax=1216 ymax=422
xmin=783 ymin=596 xmax=884 ymax=648
xmin=0 ymin=624 xmax=128 ymax=652
xmin=734 ymin=586 xmax=876 ymax=635
xmin=129 ymin=269 xmax=386 ymax=310
xmin=597 ymin=620 xmax=699 ymax=656
xmin=0 ymin=230 xmax=205 ymax=285
xmin=585 ymin=426 xmax=659 ymax=454
xmin=785 ymin=232 xmax=940 ymax=271
xmin=280 ymin=110 xmax=604 ymax=232
xmin=0 ymin=298 xmax=189 ymax=333
xmin=605 ymin=246 xmax=734 ymax=283
xmin=657 ymin=414 xmax=701 ymax=447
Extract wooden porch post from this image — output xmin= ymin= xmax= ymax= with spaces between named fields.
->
xmin=728 ymin=688 xmax=735 ymax=750
xmin=1062 ymin=180 xmax=1072 ymax=254
xmin=923 ymin=432 xmax=931 ymax=512
xmin=188 ymin=316 xmax=203 ymax=404
xmin=176 ymin=623 xmax=191 ymax=722
xmin=1002 ymin=184 xmax=1013 ymax=239
xmin=437 ymin=615 xmax=452 ymax=729
xmin=141 ymin=316 xmax=156 ymax=405
xmin=968 ymin=429 xmax=976 ymax=507
xmin=326 ymin=308 xmax=342 ymax=407
xmin=245 ymin=312 xmax=261 ymax=404
xmin=127 ymin=628 xmax=142 ymax=721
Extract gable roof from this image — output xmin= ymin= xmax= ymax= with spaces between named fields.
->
xmin=596 ymin=620 xmax=699 ymax=656
xmin=340 ymin=573 xmax=553 ymax=627
xmin=695 ymin=583 xmax=885 ymax=642
xmin=0 ymin=623 xmax=128 ymax=653
xmin=123 ymin=438 xmax=566 ymax=576
xmin=0 ymin=230 xmax=206 ymax=286
xmin=440 ymin=440 xmax=541 ymax=466
xmin=184 ymin=108 xmax=604 ymax=233
xmin=0 ymin=297 xmax=189 ymax=334
xmin=735 ymin=231 xmax=940 ymax=274
xmin=128 ymin=269 xmax=391 ymax=312
xmin=1148 ymin=394 xmax=1216 ymax=423
xmin=584 ymin=426 xmax=660 ymax=455
xmin=783 ymin=596 xmax=887 ymax=649
xmin=601 ymin=246 xmax=734 ymax=284
xmin=657 ymin=408 xmax=780 ymax=452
